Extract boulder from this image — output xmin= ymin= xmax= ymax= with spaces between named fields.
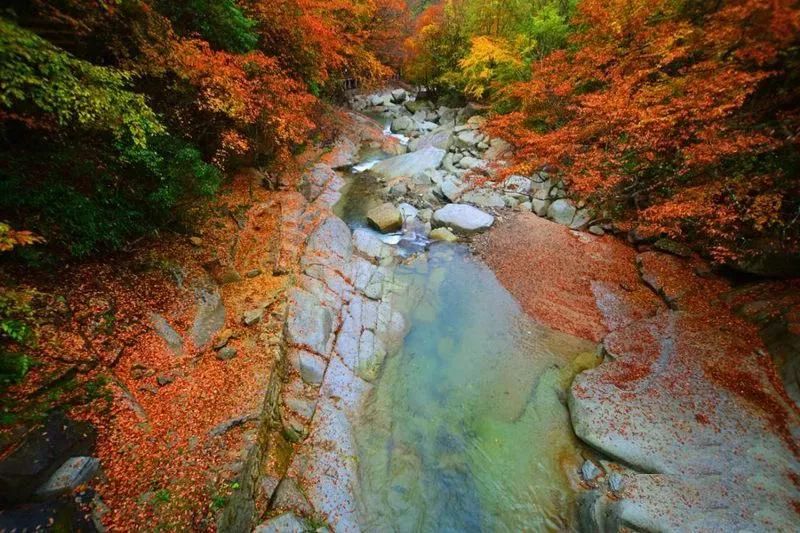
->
xmin=455 ymin=130 xmax=482 ymax=149
xmin=285 ymin=289 xmax=332 ymax=354
xmin=461 ymin=189 xmax=506 ymax=209
xmin=547 ymin=199 xmax=577 ymax=226
xmin=457 ymin=156 xmax=486 ymax=170
xmin=35 ymin=457 xmax=100 ymax=498
xmin=432 ymin=204 xmax=494 ymax=234
xmin=408 ymin=127 xmax=454 ymax=152
xmin=367 ymin=203 xmax=403 ymax=233
xmin=390 ymin=89 xmax=407 ymax=103
xmin=390 ymin=115 xmax=415 ymax=133
xmin=370 ymin=147 xmax=446 ymax=181
xmin=254 ymin=513 xmax=306 ymax=533
xmin=441 ymin=177 xmax=467 ymax=202
xmin=485 ymin=138 xmax=512 ymax=161
xmin=503 ymin=175 xmax=532 ymax=195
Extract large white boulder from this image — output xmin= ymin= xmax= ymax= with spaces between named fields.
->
xmin=432 ymin=204 xmax=494 ymax=234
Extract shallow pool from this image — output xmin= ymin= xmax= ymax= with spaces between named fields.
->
xmin=354 ymin=244 xmax=598 ymax=532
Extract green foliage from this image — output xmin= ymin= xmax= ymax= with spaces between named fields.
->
xmin=156 ymin=0 xmax=258 ymax=53
xmin=0 ymin=132 xmax=221 ymax=257
xmin=0 ymin=17 xmax=163 ymax=147
xmin=0 ymin=288 xmax=36 ymax=387
xmin=526 ymin=3 xmax=572 ymax=59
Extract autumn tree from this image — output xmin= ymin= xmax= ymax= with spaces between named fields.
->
xmin=489 ymin=0 xmax=800 ymax=267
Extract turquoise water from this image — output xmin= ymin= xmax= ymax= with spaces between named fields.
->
xmin=354 ymin=244 xmax=598 ymax=532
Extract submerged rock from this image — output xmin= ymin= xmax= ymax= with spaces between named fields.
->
xmin=430 ymin=227 xmax=458 ymax=243
xmin=367 ymin=203 xmax=403 ymax=233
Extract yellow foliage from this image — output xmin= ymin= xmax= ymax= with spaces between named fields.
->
xmin=458 ymin=36 xmax=525 ymax=99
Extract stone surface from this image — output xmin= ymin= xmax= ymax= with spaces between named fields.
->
xmin=370 ymin=147 xmax=446 ymax=181
xmin=35 ymin=456 xmax=100 ymax=498
xmin=285 ymin=289 xmax=333 ymax=354
xmin=547 ymin=198 xmax=577 ymax=226
xmin=190 ymin=289 xmax=226 ymax=348
xmin=432 ymin=204 xmax=494 ymax=234
xmin=292 ymin=350 xmax=327 ymax=385
xmin=460 ymin=189 xmax=506 ymax=209
xmin=150 ymin=313 xmax=183 ymax=355
xmin=216 ymin=346 xmax=238 ymax=361
xmin=408 ymin=127 xmax=453 ymax=152
xmin=253 ymin=512 xmax=306 ymax=533
xmin=366 ymin=203 xmax=403 ymax=233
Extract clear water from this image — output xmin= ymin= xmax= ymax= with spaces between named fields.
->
xmin=354 ymin=244 xmax=599 ymax=532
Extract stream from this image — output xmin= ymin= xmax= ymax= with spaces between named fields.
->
xmin=333 ymin=140 xmax=600 ymax=531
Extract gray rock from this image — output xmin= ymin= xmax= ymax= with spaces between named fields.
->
xmin=285 ymin=289 xmax=332 ymax=354
xmin=36 ymin=457 xmax=100 ymax=498
xmin=353 ymin=229 xmax=394 ymax=263
xmin=608 ymin=472 xmax=624 ymax=493
xmin=457 ymin=156 xmax=486 ymax=170
xmin=433 ymin=204 xmax=494 ymax=234
xmin=461 ymin=189 xmax=506 ymax=209
xmin=408 ymin=127 xmax=454 ymax=152
xmin=520 ymin=201 xmax=532 ymax=211
xmin=370 ymin=147 xmax=446 ymax=181
xmin=503 ymin=175 xmax=532 ymax=195
xmin=216 ymin=346 xmax=238 ymax=360
xmin=292 ymin=350 xmax=327 ymax=385
xmin=547 ymin=199 xmax=577 ymax=226
xmin=581 ymin=459 xmax=602 ymax=481
xmin=397 ymin=203 xmax=419 ymax=221
xmin=254 ymin=512 xmax=306 ymax=533
xmin=455 ymin=129 xmax=482 ymax=149
xmin=150 ymin=313 xmax=183 ymax=355
xmin=588 ymin=225 xmax=605 ymax=236
xmin=485 ymin=138 xmax=512 ymax=160
xmin=367 ymin=203 xmax=403 ymax=233
xmin=570 ymin=208 xmax=592 ymax=229
xmin=190 ymin=289 xmax=225 ymax=348
xmin=391 ymin=89 xmax=407 ymax=103
xmin=441 ymin=177 xmax=467 ymax=202
xmin=391 ymin=115 xmax=415 ymax=133
xmin=273 ymin=478 xmax=314 ymax=515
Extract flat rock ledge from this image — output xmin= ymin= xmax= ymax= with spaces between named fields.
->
xmin=572 ymin=251 xmax=800 ymax=532
xmin=219 ymin=130 xmax=408 ymax=532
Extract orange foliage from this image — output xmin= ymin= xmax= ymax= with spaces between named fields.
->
xmin=489 ymin=0 xmax=800 ymax=261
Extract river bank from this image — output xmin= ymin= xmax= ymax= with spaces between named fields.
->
xmin=226 ymin=87 xmax=799 ymax=531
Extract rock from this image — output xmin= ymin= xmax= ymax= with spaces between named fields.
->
xmin=369 ymin=95 xmax=384 ymax=107
xmin=370 ymin=147 xmax=446 ymax=181
xmin=353 ymin=229 xmax=394 ymax=263
xmin=429 ymin=228 xmax=458 ymax=243
xmin=581 ymin=459 xmax=602 ymax=482
xmin=588 ymin=225 xmax=605 ymax=236
xmin=455 ymin=129 xmax=482 ymax=149
xmin=456 ymin=104 xmax=480 ymax=124
xmin=0 ymin=412 xmax=96 ymax=504
xmin=608 ymin=472 xmax=624 ymax=493
xmin=485 ymin=138 xmax=512 ymax=161
xmin=390 ymin=89 xmax=407 ymax=103
xmin=570 ymin=208 xmax=592 ymax=229
xmin=245 ymin=269 xmax=262 ymax=278
xmin=272 ymin=478 xmax=314 ymax=515
xmin=189 ymin=236 xmax=203 ymax=247
xmin=457 ymin=156 xmax=486 ymax=170
xmin=547 ymin=199 xmax=577 ymax=226
xmin=285 ymin=289 xmax=332 ymax=354
xmin=243 ymin=307 xmax=264 ymax=326
xmin=520 ymin=201 xmax=532 ymax=211
xmin=35 ymin=457 xmax=100 ymax=498
xmin=654 ymin=238 xmax=693 ymax=258
xmin=398 ymin=203 xmax=419 ymax=221
xmin=441 ymin=177 xmax=467 ymax=202
xmin=366 ymin=203 xmax=403 ymax=233
xmin=156 ymin=375 xmax=174 ymax=387
xmin=216 ymin=346 xmax=238 ymax=361
xmin=432 ymin=204 xmax=494 ymax=234
xmin=503 ymin=175 xmax=532 ymax=195
xmin=466 ymin=115 xmax=487 ymax=128
xmin=404 ymin=99 xmax=431 ymax=114
xmin=254 ymin=512 xmax=306 ymax=533
xmin=150 ymin=313 xmax=183 ymax=355
xmin=408 ymin=127 xmax=454 ymax=152
xmin=531 ymin=198 xmax=550 ymax=217
xmin=461 ymin=190 xmax=506 ymax=209
xmin=390 ymin=115 xmax=415 ymax=133
xmin=388 ymin=182 xmax=408 ymax=197
xmin=292 ymin=350 xmax=327 ymax=385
